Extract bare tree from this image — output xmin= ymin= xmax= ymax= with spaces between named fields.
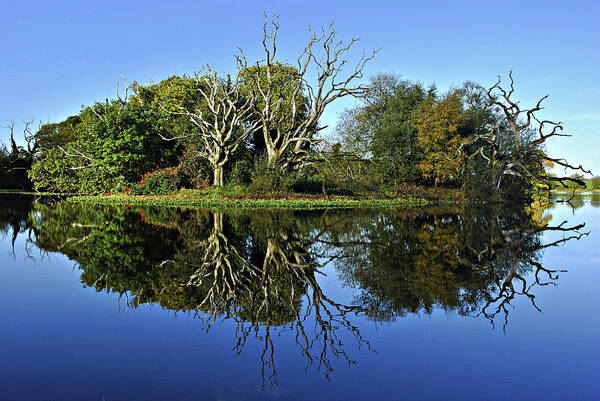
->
xmin=237 ymin=14 xmax=379 ymax=172
xmin=1 ymin=120 xmax=39 ymax=161
xmin=157 ymin=67 xmax=260 ymax=186
xmin=464 ymin=72 xmax=591 ymax=196
xmin=1 ymin=120 xmax=39 ymax=189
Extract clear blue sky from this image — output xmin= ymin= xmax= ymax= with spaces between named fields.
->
xmin=1 ymin=0 xmax=598 ymax=174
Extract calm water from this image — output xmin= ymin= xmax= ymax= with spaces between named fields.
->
xmin=0 ymin=195 xmax=598 ymax=400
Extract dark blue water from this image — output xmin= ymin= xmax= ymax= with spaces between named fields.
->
xmin=0 ymin=196 xmax=598 ymax=400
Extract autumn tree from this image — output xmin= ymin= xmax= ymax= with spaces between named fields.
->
xmin=412 ymin=89 xmax=468 ymax=186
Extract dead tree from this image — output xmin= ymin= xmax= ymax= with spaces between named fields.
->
xmin=465 ymin=72 xmax=591 ymax=195
xmin=2 ymin=120 xmax=39 ymax=161
xmin=157 ymin=67 xmax=260 ymax=186
xmin=237 ymin=14 xmax=378 ymax=172
xmin=1 ymin=120 xmax=39 ymax=189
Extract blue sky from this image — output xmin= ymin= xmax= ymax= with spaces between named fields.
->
xmin=1 ymin=0 xmax=598 ymax=174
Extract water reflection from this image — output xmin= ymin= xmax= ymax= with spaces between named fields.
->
xmin=1 ymin=196 xmax=589 ymax=387
xmin=0 ymin=195 xmax=41 ymax=258
xmin=550 ymin=191 xmax=600 ymax=209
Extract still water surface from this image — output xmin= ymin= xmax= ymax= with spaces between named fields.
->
xmin=0 ymin=195 xmax=598 ymax=400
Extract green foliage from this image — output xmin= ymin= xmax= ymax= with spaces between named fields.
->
xmin=238 ymin=63 xmax=310 ymax=156
xmin=69 ymin=194 xmax=428 ymax=209
xmin=34 ymin=115 xmax=81 ymax=152
xmin=312 ymin=152 xmax=376 ymax=196
xmin=134 ymin=168 xmax=182 ymax=195
xmin=370 ymin=76 xmax=430 ymax=183
xmin=228 ymin=158 xmax=253 ymax=186
xmin=176 ymin=141 xmax=211 ymax=189
xmin=249 ymin=156 xmax=294 ymax=195
xmin=591 ymin=176 xmax=600 ymax=189
xmin=30 ymin=95 xmax=179 ymax=194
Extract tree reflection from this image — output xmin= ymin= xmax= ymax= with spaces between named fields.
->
xmin=328 ymin=206 xmax=587 ymax=332
xmin=23 ymin=200 xmax=588 ymax=386
xmin=475 ymin=216 xmax=587 ymax=331
xmin=0 ymin=195 xmax=42 ymax=258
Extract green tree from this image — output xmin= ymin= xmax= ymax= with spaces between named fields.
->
xmin=30 ymin=92 xmax=179 ymax=193
xmin=371 ymin=79 xmax=431 ymax=183
xmin=34 ymin=115 xmax=81 ymax=153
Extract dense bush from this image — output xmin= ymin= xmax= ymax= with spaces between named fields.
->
xmin=591 ymin=176 xmax=600 ymax=190
xmin=228 ymin=158 xmax=253 ymax=186
xmin=29 ymin=99 xmax=178 ymax=194
xmin=134 ymin=168 xmax=182 ymax=195
xmin=176 ymin=142 xmax=211 ymax=189
xmin=249 ymin=156 xmax=294 ymax=195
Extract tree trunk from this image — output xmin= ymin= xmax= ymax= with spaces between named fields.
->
xmin=213 ymin=165 xmax=224 ymax=186
xmin=266 ymin=147 xmax=279 ymax=170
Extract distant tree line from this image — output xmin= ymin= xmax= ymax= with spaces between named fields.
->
xmin=0 ymin=16 xmax=590 ymax=202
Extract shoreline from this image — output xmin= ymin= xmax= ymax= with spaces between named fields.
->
xmin=64 ymin=194 xmax=433 ymax=209
xmin=2 ymin=189 xmax=593 ymax=210
xmin=0 ymin=190 xmax=441 ymax=209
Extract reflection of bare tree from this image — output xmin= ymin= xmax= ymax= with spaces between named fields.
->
xmin=477 ymin=218 xmax=588 ymax=332
xmin=173 ymin=211 xmax=371 ymax=388
xmin=185 ymin=212 xmax=262 ymax=322
xmin=259 ymin=229 xmax=370 ymax=385
xmin=325 ymin=206 xmax=590 ymax=333
xmin=0 ymin=195 xmax=45 ymax=260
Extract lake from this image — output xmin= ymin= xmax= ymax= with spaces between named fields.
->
xmin=0 ymin=195 xmax=598 ymax=400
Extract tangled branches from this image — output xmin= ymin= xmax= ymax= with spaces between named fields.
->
xmin=463 ymin=72 xmax=591 ymax=200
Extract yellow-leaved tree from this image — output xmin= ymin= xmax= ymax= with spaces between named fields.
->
xmin=413 ymin=89 xmax=466 ymax=185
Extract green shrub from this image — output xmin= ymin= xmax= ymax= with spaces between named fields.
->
xmin=134 ymin=168 xmax=181 ymax=195
xmin=291 ymin=176 xmax=325 ymax=194
xmin=591 ymin=176 xmax=600 ymax=190
xmin=249 ymin=157 xmax=294 ymax=195
xmin=228 ymin=158 xmax=253 ymax=186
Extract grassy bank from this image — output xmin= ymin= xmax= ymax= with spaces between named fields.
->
xmin=66 ymin=194 xmax=431 ymax=209
xmin=2 ymin=186 xmax=465 ymax=209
